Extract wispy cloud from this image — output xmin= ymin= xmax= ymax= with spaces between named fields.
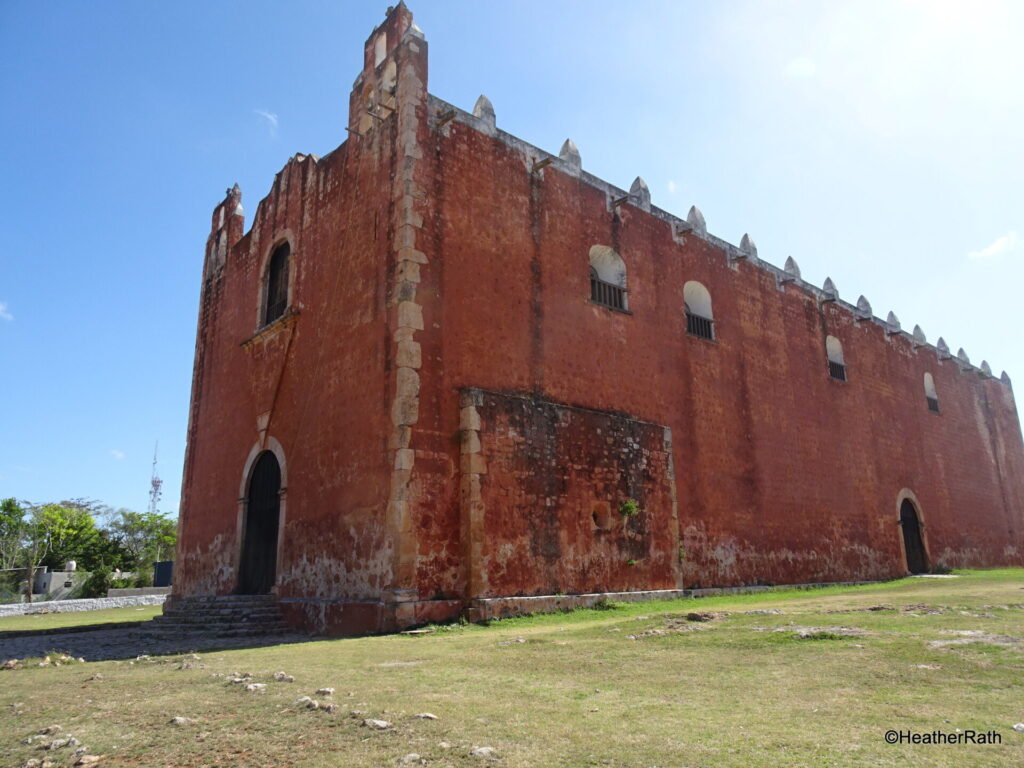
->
xmin=968 ymin=231 xmax=1023 ymax=261
xmin=784 ymin=57 xmax=817 ymax=79
xmin=0 ymin=301 xmax=12 ymax=321
xmin=110 ymin=449 xmax=126 ymax=460
xmin=254 ymin=109 xmax=279 ymax=137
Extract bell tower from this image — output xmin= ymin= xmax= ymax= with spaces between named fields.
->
xmin=348 ymin=2 xmax=426 ymax=136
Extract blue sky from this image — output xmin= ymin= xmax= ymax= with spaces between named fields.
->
xmin=2 ymin=0 xmax=1022 ymax=516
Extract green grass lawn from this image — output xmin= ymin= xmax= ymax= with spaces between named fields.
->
xmin=2 ymin=570 xmax=1023 ymax=767
xmin=0 ymin=604 xmax=162 ymax=632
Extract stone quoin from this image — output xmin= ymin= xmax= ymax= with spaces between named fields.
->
xmin=171 ymin=3 xmax=1024 ymax=635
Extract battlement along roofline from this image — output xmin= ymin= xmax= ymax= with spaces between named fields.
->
xmin=426 ymin=92 xmax=1005 ymax=386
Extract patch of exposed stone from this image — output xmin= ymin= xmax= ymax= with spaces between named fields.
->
xmin=3 ymin=652 xmax=85 ymax=670
xmin=824 ymin=604 xmax=893 ymax=614
xmin=757 ymin=625 xmax=869 ymax=639
xmin=626 ymin=611 xmax=728 ymax=639
xmin=927 ymin=630 xmax=1024 ymax=650
xmin=16 ymin=724 xmax=104 ymax=768
xmin=901 ymin=603 xmax=951 ymax=616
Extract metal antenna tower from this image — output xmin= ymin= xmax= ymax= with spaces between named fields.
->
xmin=148 ymin=442 xmax=163 ymax=516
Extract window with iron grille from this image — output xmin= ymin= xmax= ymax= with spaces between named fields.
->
xmin=825 ymin=335 xmax=846 ymax=382
xmin=264 ymin=242 xmax=290 ymax=325
xmin=683 ymin=282 xmax=715 ymax=341
xmin=828 ymin=360 xmax=847 ymax=381
xmin=685 ymin=309 xmax=714 ymax=340
xmin=590 ymin=268 xmax=626 ymax=311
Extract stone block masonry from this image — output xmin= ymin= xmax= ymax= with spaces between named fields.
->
xmin=461 ymin=388 xmax=680 ymax=598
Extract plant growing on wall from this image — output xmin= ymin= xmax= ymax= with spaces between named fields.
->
xmin=619 ymin=499 xmax=641 ymax=518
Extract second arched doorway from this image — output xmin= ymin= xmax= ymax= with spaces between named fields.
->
xmin=899 ymin=499 xmax=929 ymax=574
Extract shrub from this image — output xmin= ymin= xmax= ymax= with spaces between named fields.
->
xmin=79 ymin=569 xmax=114 ymax=599
xmin=618 ymin=499 xmax=640 ymax=518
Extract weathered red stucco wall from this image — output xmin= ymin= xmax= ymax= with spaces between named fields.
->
xmin=175 ymin=4 xmax=1024 ymax=636
xmin=415 ymin=93 xmax=1024 ymax=590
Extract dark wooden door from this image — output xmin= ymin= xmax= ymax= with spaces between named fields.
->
xmin=900 ymin=500 xmax=928 ymax=574
xmin=238 ymin=451 xmax=281 ymax=594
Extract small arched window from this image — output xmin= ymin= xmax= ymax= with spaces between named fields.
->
xmin=264 ymin=242 xmax=290 ymax=326
xmin=825 ymin=335 xmax=846 ymax=381
xmin=683 ymin=281 xmax=714 ymax=340
xmin=589 ymin=245 xmax=628 ymax=311
xmin=924 ymin=373 xmax=939 ymax=412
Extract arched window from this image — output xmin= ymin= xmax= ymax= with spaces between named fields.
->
xmin=264 ymin=242 xmax=290 ymax=326
xmin=825 ymin=335 xmax=846 ymax=381
xmin=924 ymin=373 xmax=939 ymax=412
xmin=683 ymin=281 xmax=714 ymax=340
xmin=588 ymin=245 xmax=628 ymax=311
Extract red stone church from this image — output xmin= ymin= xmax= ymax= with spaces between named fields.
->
xmin=172 ymin=4 xmax=1024 ymax=635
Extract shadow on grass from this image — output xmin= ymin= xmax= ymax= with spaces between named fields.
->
xmin=0 ymin=620 xmax=311 ymax=662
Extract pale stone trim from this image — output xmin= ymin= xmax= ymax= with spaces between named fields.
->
xmin=382 ymin=34 xmax=428 ymax=612
xmin=459 ymin=390 xmax=487 ymax=598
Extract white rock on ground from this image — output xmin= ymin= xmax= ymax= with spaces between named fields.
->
xmin=363 ymin=718 xmax=392 ymax=730
xmin=170 ymin=717 xmax=196 ymax=726
xmin=273 ymin=671 xmax=294 ymax=682
xmin=399 ymin=754 xmax=422 ymax=764
xmin=294 ymin=696 xmax=318 ymax=709
xmin=43 ymin=736 xmax=79 ymax=750
xmin=244 ymin=683 xmax=266 ymax=692
xmin=415 ymin=712 xmax=438 ymax=720
xmin=315 ymin=687 xmax=334 ymax=696
xmin=469 ymin=746 xmax=495 ymax=758
xmin=1013 ymin=723 xmax=1024 ymax=732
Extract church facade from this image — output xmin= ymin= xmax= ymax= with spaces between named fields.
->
xmin=173 ymin=4 xmax=1024 ymax=635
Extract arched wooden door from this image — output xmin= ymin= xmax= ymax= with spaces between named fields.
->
xmin=899 ymin=499 xmax=928 ymax=574
xmin=238 ymin=451 xmax=281 ymax=594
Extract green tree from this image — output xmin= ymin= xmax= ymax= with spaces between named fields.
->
xmin=35 ymin=503 xmax=102 ymax=571
xmin=19 ymin=504 xmax=55 ymax=602
xmin=107 ymin=509 xmax=177 ymax=571
xmin=0 ymin=497 xmax=25 ymax=570
xmin=17 ymin=502 xmax=126 ymax=600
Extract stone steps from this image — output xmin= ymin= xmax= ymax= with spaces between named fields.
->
xmin=134 ymin=595 xmax=297 ymax=639
xmin=159 ymin=608 xmax=284 ymax=620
